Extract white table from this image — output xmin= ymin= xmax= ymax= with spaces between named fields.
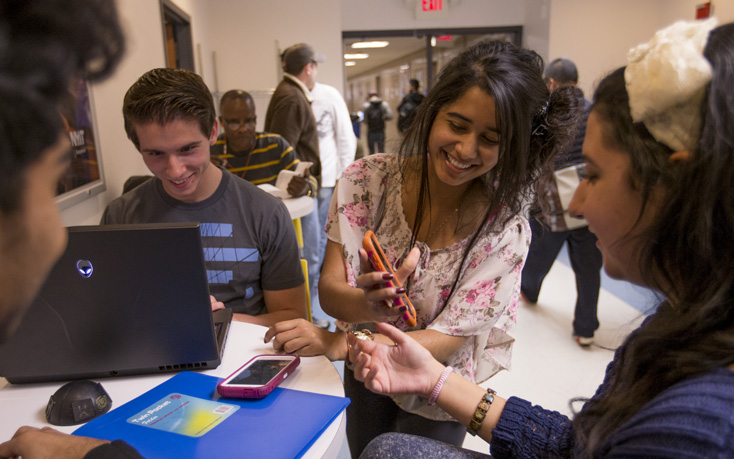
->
xmin=0 ymin=322 xmax=346 ymax=458
xmin=281 ymin=195 xmax=315 ymax=220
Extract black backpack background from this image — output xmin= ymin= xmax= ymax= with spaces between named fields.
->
xmin=365 ymin=101 xmax=385 ymax=132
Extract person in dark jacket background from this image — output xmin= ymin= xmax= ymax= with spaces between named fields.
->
xmin=397 ymin=79 xmax=425 ymax=133
xmin=519 ymin=57 xmax=603 ymax=347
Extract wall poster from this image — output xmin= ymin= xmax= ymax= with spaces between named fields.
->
xmin=56 ymin=79 xmax=106 ymax=210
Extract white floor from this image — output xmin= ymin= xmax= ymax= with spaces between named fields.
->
xmin=321 ymin=258 xmax=649 ymax=458
xmin=461 ymin=260 xmax=646 ymax=455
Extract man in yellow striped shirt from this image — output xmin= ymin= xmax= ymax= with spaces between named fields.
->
xmin=211 ymin=89 xmax=314 ymax=197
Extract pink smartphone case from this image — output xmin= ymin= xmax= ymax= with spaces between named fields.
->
xmin=217 ymin=354 xmax=300 ymax=398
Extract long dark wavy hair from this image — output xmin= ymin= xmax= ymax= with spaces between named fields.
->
xmin=376 ymin=39 xmax=579 ymax=299
xmin=574 ymin=23 xmax=734 ymax=455
xmin=0 ymin=0 xmax=125 ymax=214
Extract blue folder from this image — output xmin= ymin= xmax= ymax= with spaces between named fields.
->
xmin=74 ymin=371 xmax=350 ymax=458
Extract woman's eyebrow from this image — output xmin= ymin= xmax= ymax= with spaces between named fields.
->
xmin=445 ymin=111 xmax=499 ymax=133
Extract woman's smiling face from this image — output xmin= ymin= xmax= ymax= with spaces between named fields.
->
xmin=427 ymin=86 xmax=500 ymax=189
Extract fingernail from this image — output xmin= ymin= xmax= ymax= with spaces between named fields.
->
xmin=399 ymin=306 xmax=407 ymax=313
xmin=395 ymin=287 xmax=406 ymax=294
xmin=382 ymin=273 xmax=394 ymax=280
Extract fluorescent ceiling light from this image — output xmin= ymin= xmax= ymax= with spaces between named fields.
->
xmin=345 ymin=61 xmax=356 ymax=66
xmin=351 ymin=41 xmax=389 ymax=49
xmin=344 ymin=53 xmax=369 ymax=59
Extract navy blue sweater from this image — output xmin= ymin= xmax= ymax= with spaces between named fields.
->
xmin=491 ymin=365 xmax=734 ymax=458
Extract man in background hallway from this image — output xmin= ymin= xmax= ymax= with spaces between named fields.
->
xmin=265 ymin=43 xmax=324 ymax=321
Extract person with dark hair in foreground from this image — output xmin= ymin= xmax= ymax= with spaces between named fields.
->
xmin=0 ymin=1 xmax=144 ymax=458
xmin=349 ymin=19 xmax=734 ymax=458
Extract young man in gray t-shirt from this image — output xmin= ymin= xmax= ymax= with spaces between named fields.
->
xmin=102 ymin=68 xmax=306 ymax=327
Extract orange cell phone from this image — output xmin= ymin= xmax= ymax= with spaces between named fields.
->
xmin=362 ymin=231 xmax=417 ymax=327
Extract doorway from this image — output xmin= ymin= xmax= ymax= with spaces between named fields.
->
xmin=161 ymin=0 xmax=195 ymax=71
xmin=343 ymin=27 xmax=522 ymax=155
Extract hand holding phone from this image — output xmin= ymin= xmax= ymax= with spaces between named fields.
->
xmin=362 ymin=231 xmax=417 ymax=327
xmin=217 ymin=354 xmax=300 ymax=398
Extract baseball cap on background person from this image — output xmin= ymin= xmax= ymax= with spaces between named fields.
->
xmin=282 ymin=43 xmax=326 ymax=75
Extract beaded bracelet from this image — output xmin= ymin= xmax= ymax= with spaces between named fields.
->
xmin=428 ymin=366 xmax=453 ymax=406
xmin=467 ymin=388 xmax=496 ymax=436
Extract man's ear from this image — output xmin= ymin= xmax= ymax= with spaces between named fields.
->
xmin=208 ymin=120 xmax=219 ymax=145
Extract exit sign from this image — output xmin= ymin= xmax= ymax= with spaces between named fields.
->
xmin=415 ymin=0 xmax=449 ymax=19
xmin=423 ymin=0 xmax=443 ymax=11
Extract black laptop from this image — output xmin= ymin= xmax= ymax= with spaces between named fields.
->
xmin=0 ymin=223 xmax=232 ymax=384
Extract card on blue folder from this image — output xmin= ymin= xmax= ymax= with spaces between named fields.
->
xmin=74 ymin=371 xmax=350 ymax=459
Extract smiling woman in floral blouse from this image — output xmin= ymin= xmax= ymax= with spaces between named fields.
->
xmin=265 ymin=39 xmax=579 ymax=458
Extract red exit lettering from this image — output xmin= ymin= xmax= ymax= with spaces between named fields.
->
xmin=422 ymin=0 xmax=443 ymax=12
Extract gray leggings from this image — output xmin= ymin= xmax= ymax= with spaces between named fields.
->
xmin=345 ymin=367 xmax=467 ymax=459
xmin=360 ymin=432 xmax=491 ymax=459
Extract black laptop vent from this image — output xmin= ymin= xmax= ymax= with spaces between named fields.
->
xmin=159 ymin=362 xmax=209 ymax=371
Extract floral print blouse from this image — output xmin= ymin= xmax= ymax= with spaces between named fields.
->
xmin=327 ymin=154 xmax=530 ymax=420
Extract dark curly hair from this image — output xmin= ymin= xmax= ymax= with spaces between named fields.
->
xmin=0 ymin=0 xmax=124 ymax=214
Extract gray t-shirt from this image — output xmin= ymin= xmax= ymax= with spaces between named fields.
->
xmin=101 ymin=168 xmax=304 ymax=315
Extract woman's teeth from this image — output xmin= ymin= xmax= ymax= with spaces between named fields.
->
xmin=446 ymin=153 xmax=472 ymax=170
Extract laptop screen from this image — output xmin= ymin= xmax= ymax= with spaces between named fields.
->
xmin=0 ymin=223 xmax=231 ymax=384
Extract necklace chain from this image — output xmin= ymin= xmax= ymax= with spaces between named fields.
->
xmin=425 ymin=207 xmax=459 ymax=243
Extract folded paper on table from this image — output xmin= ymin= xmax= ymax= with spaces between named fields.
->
xmin=74 ymin=371 xmax=349 ymax=459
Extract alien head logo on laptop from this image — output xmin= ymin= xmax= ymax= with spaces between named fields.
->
xmin=76 ymin=259 xmax=93 ymax=279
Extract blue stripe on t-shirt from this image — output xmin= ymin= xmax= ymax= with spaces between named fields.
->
xmin=207 ymin=270 xmax=233 ymax=284
xmin=200 ymin=223 xmax=233 ymax=238
xmin=203 ymin=247 xmax=259 ymax=263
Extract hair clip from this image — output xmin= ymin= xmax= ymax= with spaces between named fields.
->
xmin=625 ymin=18 xmax=717 ymax=151
xmin=531 ymin=122 xmax=548 ymax=137
xmin=534 ymin=100 xmax=549 ymax=119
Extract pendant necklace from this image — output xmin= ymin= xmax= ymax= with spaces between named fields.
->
xmin=424 ymin=207 xmax=459 ymax=243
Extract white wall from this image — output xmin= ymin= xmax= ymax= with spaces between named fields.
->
xmin=207 ymin=0 xmax=344 ymax=126
xmin=524 ymin=0 xmax=551 ymax=61
xmin=660 ymin=0 xmax=734 ymax=27
xmin=548 ymin=0 xmax=734 ymax=98
xmin=341 ymin=0 xmax=525 ymax=31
